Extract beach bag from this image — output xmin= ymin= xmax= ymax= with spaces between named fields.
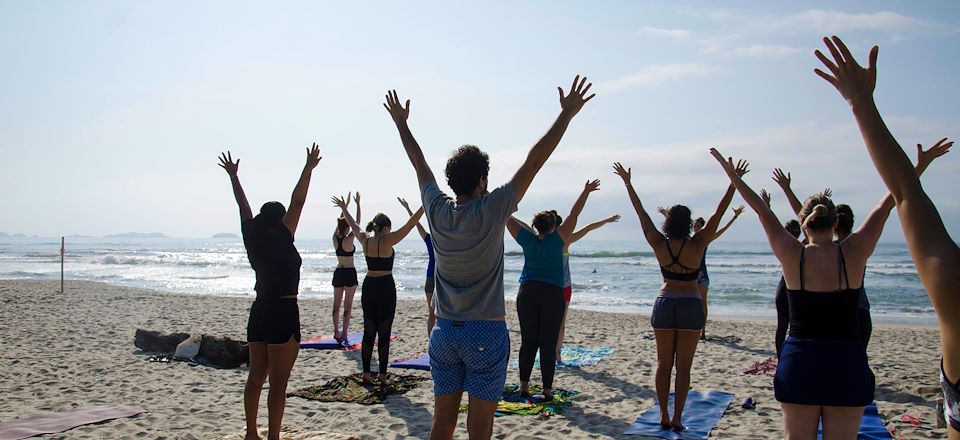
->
xmin=174 ymin=333 xmax=202 ymax=360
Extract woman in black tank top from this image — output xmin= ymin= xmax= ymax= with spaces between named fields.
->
xmin=333 ymin=196 xmax=424 ymax=385
xmin=712 ymin=146 xmax=895 ymax=439
xmin=219 ymin=145 xmax=321 ymax=440
xmin=331 ymin=191 xmax=361 ymax=345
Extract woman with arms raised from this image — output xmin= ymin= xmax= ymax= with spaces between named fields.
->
xmin=613 ymin=160 xmax=743 ymax=431
xmin=331 ymin=191 xmax=361 ymax=345
xmin=219 ymin=145 xmax=321 ymax=440
xmin=333 ymin=195 xmax=424 ymax=385
xmin=506 ymin=179 xmax=600 ymax=400
xmin=814 ymin=35 xmax=959 ymax=438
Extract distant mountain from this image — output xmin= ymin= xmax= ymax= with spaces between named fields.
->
xmin=212 ymin=233 xmax=239 ymax=239
xmin=105 ymin=232 xmax=167 ymax=238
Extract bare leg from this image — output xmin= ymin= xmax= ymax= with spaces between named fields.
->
xmin=781 ymin=403 xmax=822 ymax=440
xmin=670 ymin=330 xmax=701 ymax=430
xmin=654 ymin=329 xmax=677 ymax=428
xmin=266 ymin=338 xmax=299 ymax=440
xmin=342 ymin=285 xmax=357 ymax=340
xmin=466 ymin=395 xmax=498 ymax=440
xmin=821 ymin=405 xmax=864 ymax=439
xmin=332 ymin=287 xmax=344 ymax=340
xmin=244 ymin=342 xmax=268 ymax=440
xmin=556 ymin=301 xmax=570 ymax=361
xmin=430 ymin=392 xmax=463 ymax=440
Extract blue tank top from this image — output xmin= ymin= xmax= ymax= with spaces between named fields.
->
xmin=516 ymin=228 xmax=564 ymax=287
xmin=425 ymin=234 xmax=436 ymax=277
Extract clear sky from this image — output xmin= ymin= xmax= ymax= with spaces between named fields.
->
xmin=1 ymin=1 xmax=958 ymax=242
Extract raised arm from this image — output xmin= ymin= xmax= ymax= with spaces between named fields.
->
xmin=511 ymin=75 xmax=595 ymax=202
xmin=710 ymin=149 xmax=799 ymax=260
xmin=398 ymin=197 xmax=427 ymax=239
xmin=569 ymin=214 xmax=620 ymax=245
xmin=845 ymin=140 xmax=952 ymax=254
xmin=218 ymin=151 xmax=253 ymax=222
xmin=332 ymin=195 xmax=366 ymax=243
xmin=354 ymin=191 xmax=362 ymax=225
xmin=384 ymin=90 xmax=437 ymax=190
xmin=613 ymin=162 xmax=664 ymax=247
xmin=699 ymin=160 xmax=747 ymax=241
xmin=772 ymin=168 xmax=803 ymax=216
xmin=557 ymin=179 xmax=600 ymax=242
xmin=282 ymin=143 xmax=322 ymax=237
xmin=713 ymin=206 xmax=745 ymax=240
xmin=384 ymin=206 xmax=425 ymax=246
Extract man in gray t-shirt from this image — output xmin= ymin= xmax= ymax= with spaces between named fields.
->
xmin=382 ymin=77 xmax=595 ymax=440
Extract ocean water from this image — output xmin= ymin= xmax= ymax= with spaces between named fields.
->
xmin=0 ymin=236 xmax=935 ymax=324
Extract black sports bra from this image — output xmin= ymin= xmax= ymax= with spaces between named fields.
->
xmin=660 ymin=239 xmax=700 ymax=282
xmin=365 ymin=238 xmax=394 ymax=271
xmin=786 ymin=245 xmax=861 ymax=340
xmin=335 ymin=234 xmax=354 ymax=257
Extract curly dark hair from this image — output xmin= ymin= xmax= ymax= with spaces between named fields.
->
xmin=532 ymin=210 xmax=563 ymax=235
xmin=798 ymin=192 xmax=837 ymax=232
xmin=445 ymin=145 xmax=490 ymax=196
xmin=836 ymin=204 xmax=854 ymax=238
xmin=784 ymin=219 xmax=802 ymax=239
xmin=662 ymin=205 xmax=692 ymax=239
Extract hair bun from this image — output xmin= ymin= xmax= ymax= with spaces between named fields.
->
xmin=803 ymin=204 xmax=827 ymax=228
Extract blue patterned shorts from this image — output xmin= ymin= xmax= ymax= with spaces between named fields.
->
xmin=429 ymin=319 xmax=510 ymax=402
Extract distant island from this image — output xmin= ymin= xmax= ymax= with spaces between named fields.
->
xmin=105 ymin=232 xmax=168 ymax=238
xmin=212 ymin=233 xmax=239 ymax=239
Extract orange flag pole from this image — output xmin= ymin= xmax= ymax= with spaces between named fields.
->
xmin=60 ymin=236 xmax=65 ymax=293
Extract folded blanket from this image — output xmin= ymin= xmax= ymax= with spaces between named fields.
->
xmin=288 ymin=373 xmax=426 ymax=405
xmin=460 ymin=384 xmax=579 ymax=418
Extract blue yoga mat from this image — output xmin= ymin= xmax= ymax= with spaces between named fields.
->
xmin=390 ymin=352 xmax=430 ymax=371
xmin=817 ymin=402 xmax=891 ymax=440
xmin=624 ymin=390 xmax=734 ymax=439
xmin=299 ymin=332 xmax=364 ymax=349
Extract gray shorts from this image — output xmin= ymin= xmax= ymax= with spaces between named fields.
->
xmin=651 ymin=295 xmax=705 ymax=331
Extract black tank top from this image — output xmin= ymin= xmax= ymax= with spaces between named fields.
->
xmin=335 ymin=234 xmax=355 ymax=257
xmin=660 ymin=239 xmax=700 ymax=281
xmin=242 ymin=218 xmax=302 ymax=299
xmin=365 ymin=238 xmax=394 ymax=271
xmin=787 ymin=245 xmax=860 ymax=340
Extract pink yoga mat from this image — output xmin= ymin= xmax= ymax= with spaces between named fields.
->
xmin=0 ymin=405 xmax=145 ymax=440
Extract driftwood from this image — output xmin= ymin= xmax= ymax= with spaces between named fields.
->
xmin=134 ymin=329 xmax=249 ymax=368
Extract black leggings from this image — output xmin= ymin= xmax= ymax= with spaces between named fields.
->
xmin=361 ymin=275 xmax=396 ymax=374
xmin=517 ymin=280 xmax=565 ymax=389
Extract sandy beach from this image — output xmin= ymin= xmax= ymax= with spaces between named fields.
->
xmin=0 ymin=279 xmax=948 ymax=439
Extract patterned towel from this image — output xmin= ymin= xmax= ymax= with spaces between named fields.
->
xmin=511 ymin=346 xmax=614 ymax=369
xmin=460 ymin=384 xmax=579 ymax=418
xmin=741 ymin=357 xmax=778 ymax=377
xmin=288 ymin=373 xmax=426 ymax=405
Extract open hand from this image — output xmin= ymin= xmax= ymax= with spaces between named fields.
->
xmin=734 ymin=159 xmax=750 ymax=177
xmin=760 ymin=189 xmax=772 ymax=207
xmin=354 ymin=191 xmax=361 ymax=205
xmin=607 ymin=214 xmax=621 ymax=223
xmin=584 ymin=179 xmax=601 ymax=192
xmin=559 ymin=75 xmax=596 ymax=117
xmin=657 ymin=206 xmax=668 ymax=217
xmin=383 ymin=90 xmax=410 ymax=126
xmin=305 ymin=143 xmax=322 ymax=170
xmin=612 ymin=162 xmax=632 ymax=183
xmin=814 ymin=36 xmax=879 ymax=106
xmin=218 ymin=151 xmax=239 ymax=176
xmin=772 ymin=168 xmax=791 ymax=190
xmin=822 ymin=188 xmax=833 ymax=198
xmin=709 ymin=148 xmax=738 ymax=179
xmin=733 ymin=205 xmax=745 ymax=217
xmin=917 ymin=137 xmax=953 ymax=171
xmin=345 ymin=192 xmax=352 ymax=208
xmin=397 ymin=197 xmax=410 ymax=210
xmin=331 ymin=196 xmax=348 ymax=210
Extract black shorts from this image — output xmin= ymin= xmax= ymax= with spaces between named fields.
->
xmin=332 ymin=267 xmax=358 ymax=287
xmin=651 ymin=296 xmax=705 ymax=331
xmin=361 ymin=275 xmax=397 ymax=324
xmin=247 ymin=298 xmax=301 ymax=344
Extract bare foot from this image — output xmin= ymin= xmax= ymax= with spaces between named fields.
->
xmin=361 ymin=372 xmax=376 ymax=386
xmin=378 ymin=373 xmax=390 ymax=385
xmin=334 ymin=330 xmax=343 ymax=343
xmin=659 ymin=413 xmax=671 ymax=430
xmin=670 ymin=420 xmax=686 ymax=431
xmin=542 ymin=389 xmax=554 ymax=401
xmin=519 ymin=383 xmax=530 ymax=397
xmin=244 ymin=430 xmax=263 ymax=440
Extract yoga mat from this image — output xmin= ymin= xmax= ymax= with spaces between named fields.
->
xmin=300 ymin=332 xmax=365 ymax=350
xmin=624 ymin=390 xmax=734 ymax=439
xmin=817 ymin=402 xmax=892 ymax=440
xmin=390 ymin=352 xmax=430 ymax=371
xmin=0 ymin=405 xmax=145 ymax=440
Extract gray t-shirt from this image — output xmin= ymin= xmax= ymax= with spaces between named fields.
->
xmin=421 ymin=179 xmax=517 ymax=320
